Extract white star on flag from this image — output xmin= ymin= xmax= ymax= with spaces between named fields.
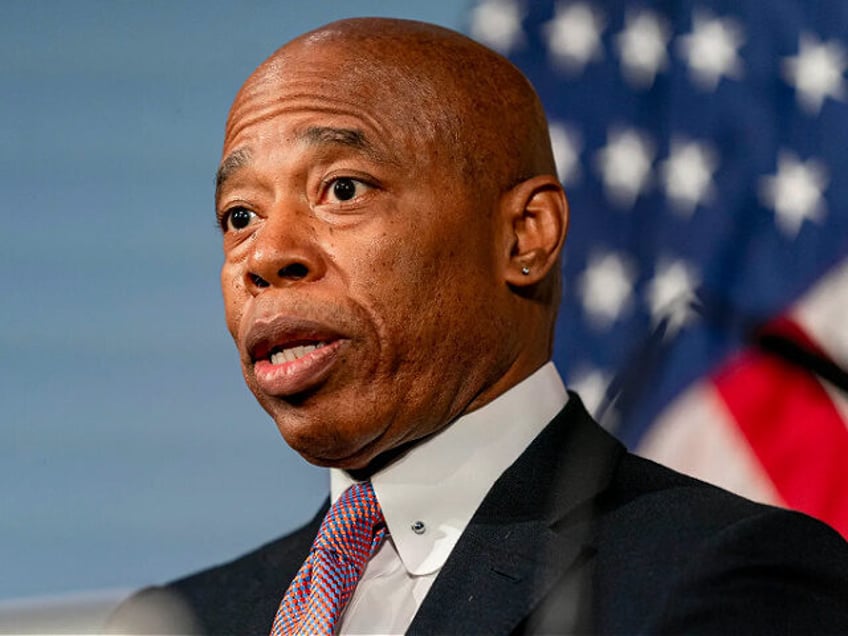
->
xmin=758 ymin=151 xmax=829 ymax=239
xmin=646 ymin=258 xmax=700 ymax=336
xmin=469 ymin=0 xmax=525 ymax=54
xmin=543 ymin=1 xmax=606 ymax=75
xmin=578 ymin=250 xmax=637 ymax=328
xmin=677 ymin=9 xmax=745 ymax=91
xmin=594 ymin=127 xmax=655 ymax=207
xmin=782 ymin=32 xmax=847 ymax=116
xmin=615 ymin=9 xmax=671 ymax=89
xmin=549 ymin=122 xmax=583 ymax=185
xmin=660 ymin=138 xmax=718 ymax=217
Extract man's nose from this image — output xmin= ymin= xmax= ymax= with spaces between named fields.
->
xmin=245 ymin=204 xmax=326 ymax=292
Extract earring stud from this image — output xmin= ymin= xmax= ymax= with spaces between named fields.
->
xmin=521 ymin=266 xmax=531 ymax=276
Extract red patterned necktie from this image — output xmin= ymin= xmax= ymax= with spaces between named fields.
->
xmin=270 ymin=481 xmax=386 ymax=635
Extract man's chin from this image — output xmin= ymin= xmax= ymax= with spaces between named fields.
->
xmin=272 ymin=417 xmax=387 ymax=471
xmin=286 ymin=429 xmax=424 ymax=480
xmin=289 ymin=441 xmax=382 ymax=472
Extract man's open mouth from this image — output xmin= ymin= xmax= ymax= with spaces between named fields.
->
xmin=243 ymin=315 xmax=350 ymax=396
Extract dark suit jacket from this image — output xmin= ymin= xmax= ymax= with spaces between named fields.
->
xmin=108 ymin=394 xmax=848 ymax=634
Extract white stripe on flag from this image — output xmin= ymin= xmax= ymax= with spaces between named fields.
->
xmin=791 ymin=257 xmax=848 ymax=369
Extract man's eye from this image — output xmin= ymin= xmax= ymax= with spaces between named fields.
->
xmin=327 ymin=177 xmax=368 ymax=203
xmin=222 ymin=206 xmax=256 ymax=232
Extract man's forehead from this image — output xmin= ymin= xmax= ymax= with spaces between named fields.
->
xmin=225 ymin=51 xmax=439 ymax=147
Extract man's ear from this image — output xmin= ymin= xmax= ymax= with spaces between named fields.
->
xmin=500 ymin=175 xmax=569 ymax=287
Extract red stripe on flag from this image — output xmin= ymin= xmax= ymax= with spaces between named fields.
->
xmin=713 ymin=321 xmax=848 ymax=539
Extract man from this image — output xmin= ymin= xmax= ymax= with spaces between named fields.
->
xmin=110 ymin=17 xmax=848 ymax=635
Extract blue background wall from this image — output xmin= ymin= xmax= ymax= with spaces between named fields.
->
xmin=1 ymin=0 xmax=466 ymax=600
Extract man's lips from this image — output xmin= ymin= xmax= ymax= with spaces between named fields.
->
xmin=243 ymin=315 xmax=348 ymax=397
xmin=253 ymin=340 xmax=344 ymax=396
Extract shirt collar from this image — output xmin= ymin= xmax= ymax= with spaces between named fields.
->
xmin=330 ymin=362 xmax=568 ymax=576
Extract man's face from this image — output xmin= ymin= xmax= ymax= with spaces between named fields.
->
xmin=217 ymin=43 xmax=516 ymax=469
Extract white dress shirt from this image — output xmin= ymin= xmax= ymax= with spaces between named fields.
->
xmin=331 ymin=362 xmax=568 ymax=635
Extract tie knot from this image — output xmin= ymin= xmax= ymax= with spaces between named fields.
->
xmin=313 ymin=481 xmax=384 ymax=562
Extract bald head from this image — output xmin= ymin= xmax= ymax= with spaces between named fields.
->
xmin=227 ymin=18 xmax=557 ymax=193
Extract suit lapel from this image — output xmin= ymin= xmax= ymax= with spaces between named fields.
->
xmin=407 ymin=395 xmax=624 ymax=634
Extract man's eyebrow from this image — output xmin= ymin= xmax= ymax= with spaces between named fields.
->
xmin=215 ymin=127 xmax=395 ymax=200
xmin=299 ymin=126 xmax=394 ymax=164
xmin=215 ymin=147 xmax=252 ymax=200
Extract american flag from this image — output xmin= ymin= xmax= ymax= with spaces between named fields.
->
xmin=467 ymin=0 xmax=848 ymax=538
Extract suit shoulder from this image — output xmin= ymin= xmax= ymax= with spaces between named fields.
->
xmin=170 ymin=509 xmax=322 ymax=594
xmin=598 ymin=450 xmax=848 ymax=551
xmin=600 ymin=448 xmax=846 ymax=555
xmin=106 ymin=504 xmax=326 ymax=635
xmin=593 ymin=451 xmax=848 ymax=632
xmin=607 ymin=450 xmax=772 ymax=522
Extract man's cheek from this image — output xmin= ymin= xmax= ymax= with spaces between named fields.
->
xmin=221 ymin=273 xmax=245 ymax=341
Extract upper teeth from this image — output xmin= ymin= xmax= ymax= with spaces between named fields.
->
xmin=270 ymin=343 xmax=323 ymax=365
